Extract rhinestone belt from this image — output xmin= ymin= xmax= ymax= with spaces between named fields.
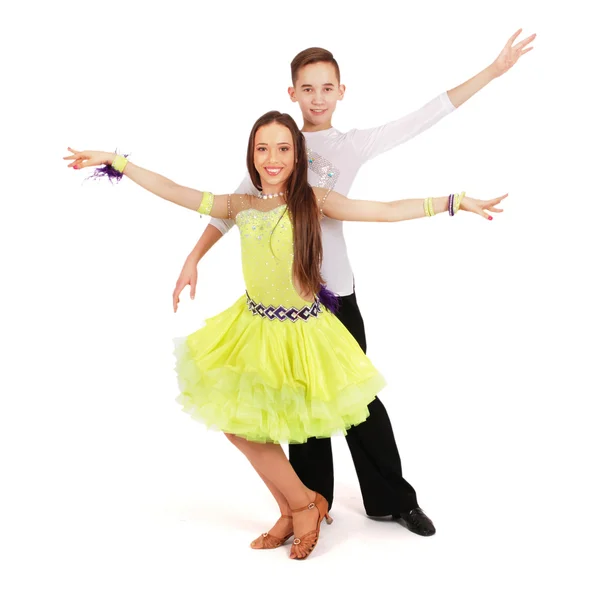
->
xmin=245 ymin=292 xmax=322 ymax=322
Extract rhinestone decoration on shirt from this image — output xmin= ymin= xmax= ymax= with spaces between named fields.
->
xmin=307 ymin=148 xmax=340 ymax=190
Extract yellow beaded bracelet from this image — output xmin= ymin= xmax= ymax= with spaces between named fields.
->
xmin=111 ymin=154 xmax=129 ymax=173
xmin=424 ymin=197 xmax=435 ymax=217
xmin=453 ymin=191 xmax=465 ymax=213
xmin=197 ymin=191 xmax=215 ymax=215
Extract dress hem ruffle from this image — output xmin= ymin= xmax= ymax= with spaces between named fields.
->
xmin=174 ymin=336 xmax=386 ymax=444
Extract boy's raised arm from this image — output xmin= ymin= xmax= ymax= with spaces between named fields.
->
xmin=447 ymin=28 xmax=536 ymax=108
xmin=349 ymin=28 xmax=535 ymax=163
xmin=348 ymin=92 xmax=455 ymax=163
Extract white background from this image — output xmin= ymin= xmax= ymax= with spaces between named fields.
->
xmin=1 ymin=0 xmax=599 ymax=598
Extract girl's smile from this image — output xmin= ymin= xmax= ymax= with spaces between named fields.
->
xmin=253 ymin=122 xmax=296 ymax=193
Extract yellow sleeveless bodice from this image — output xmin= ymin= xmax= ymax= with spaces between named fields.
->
xmin=236 ymin=203 xmax=311 ymax=309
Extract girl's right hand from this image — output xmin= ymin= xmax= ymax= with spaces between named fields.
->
xmin=172 ymin=258 xmax=199 ymax=313
xmin=460 ymin=194 xmax=507 ymax=220
xmin=63 ymin=147 xmax=114 ymax=170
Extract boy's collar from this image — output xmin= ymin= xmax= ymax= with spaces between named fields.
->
xmin=302 ymin=126 xmax=335 ymax=134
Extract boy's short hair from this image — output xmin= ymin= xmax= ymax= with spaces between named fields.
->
xmin=290 ymin=47 xmax=341 ymax=85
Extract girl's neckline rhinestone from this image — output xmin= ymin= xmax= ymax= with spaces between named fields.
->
xmin=257 ymin=191 xmax=286 ymax=200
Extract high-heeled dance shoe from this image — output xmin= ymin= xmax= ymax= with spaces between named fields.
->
xmin=250 ymin=515 xmax=293 ymax=550
xmin=289 ymin=492 xmax=333 ymax=560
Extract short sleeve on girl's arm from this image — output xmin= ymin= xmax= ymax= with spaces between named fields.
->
xmin=313 ymin=187 xmax=333 ymax=220
xmin=226 ymin=194 xmax=253 ymax=220
xmin=196 ymin=192 xmax=252 ymax=220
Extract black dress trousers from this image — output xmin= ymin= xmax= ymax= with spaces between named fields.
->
xmin=288 ymin=291 xmax=419 ymax=516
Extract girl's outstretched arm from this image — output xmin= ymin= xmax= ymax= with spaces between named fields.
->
xmin=64 ymin=148 xmax=231 ymax=217
xmin=317 ymin=188 xmax=507 ymax=223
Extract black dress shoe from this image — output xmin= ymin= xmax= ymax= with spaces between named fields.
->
xmin=393 ymin=507 xmax=436 ymax=536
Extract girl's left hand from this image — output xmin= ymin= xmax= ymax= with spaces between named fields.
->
xmin=63 ymin=148 xmax=114 ymax=170
xmin=491 ymin=29 xmax=536 ymax=78
xmin=460 ymin=194 xmax=508 ymax=220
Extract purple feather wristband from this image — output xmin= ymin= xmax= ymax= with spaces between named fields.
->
xmin=86 ymin=151 xmax=130 ymax=184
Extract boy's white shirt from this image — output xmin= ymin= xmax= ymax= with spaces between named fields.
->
xmin=209 ymin=92 xmax=456 ymax=296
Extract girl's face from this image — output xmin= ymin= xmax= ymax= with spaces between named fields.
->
xmin=254 ymin=122 xmax=296 ymax=191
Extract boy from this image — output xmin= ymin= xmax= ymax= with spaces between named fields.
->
xmin=173 ymin=29 xmax=535 ymax=537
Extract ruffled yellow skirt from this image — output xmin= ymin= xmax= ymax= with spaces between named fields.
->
xmin=174 ymin=295 xmax=386 ymax=444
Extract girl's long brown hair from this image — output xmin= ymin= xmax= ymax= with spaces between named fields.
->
xmin=246 ymin=111 xmax=324 ymax=298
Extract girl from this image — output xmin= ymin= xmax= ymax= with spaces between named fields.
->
xmin=64 ymin=111 xmax=506 ymax=560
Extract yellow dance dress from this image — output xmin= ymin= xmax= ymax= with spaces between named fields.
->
xmin=174 ymin=193 xmax=385 ymax=443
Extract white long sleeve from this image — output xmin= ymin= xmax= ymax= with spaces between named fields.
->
xmin=347 ymin=92 xmax=455 ymax=163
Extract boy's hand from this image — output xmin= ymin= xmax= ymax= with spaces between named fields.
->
xmin=173 ymin=258 xmax=198 ymax=313
xmin=491 ymin=29 xmax=536 ymax=78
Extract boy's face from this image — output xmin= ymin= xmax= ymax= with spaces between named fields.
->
xmin=288 ymin=62 xmax=345 ymax=130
